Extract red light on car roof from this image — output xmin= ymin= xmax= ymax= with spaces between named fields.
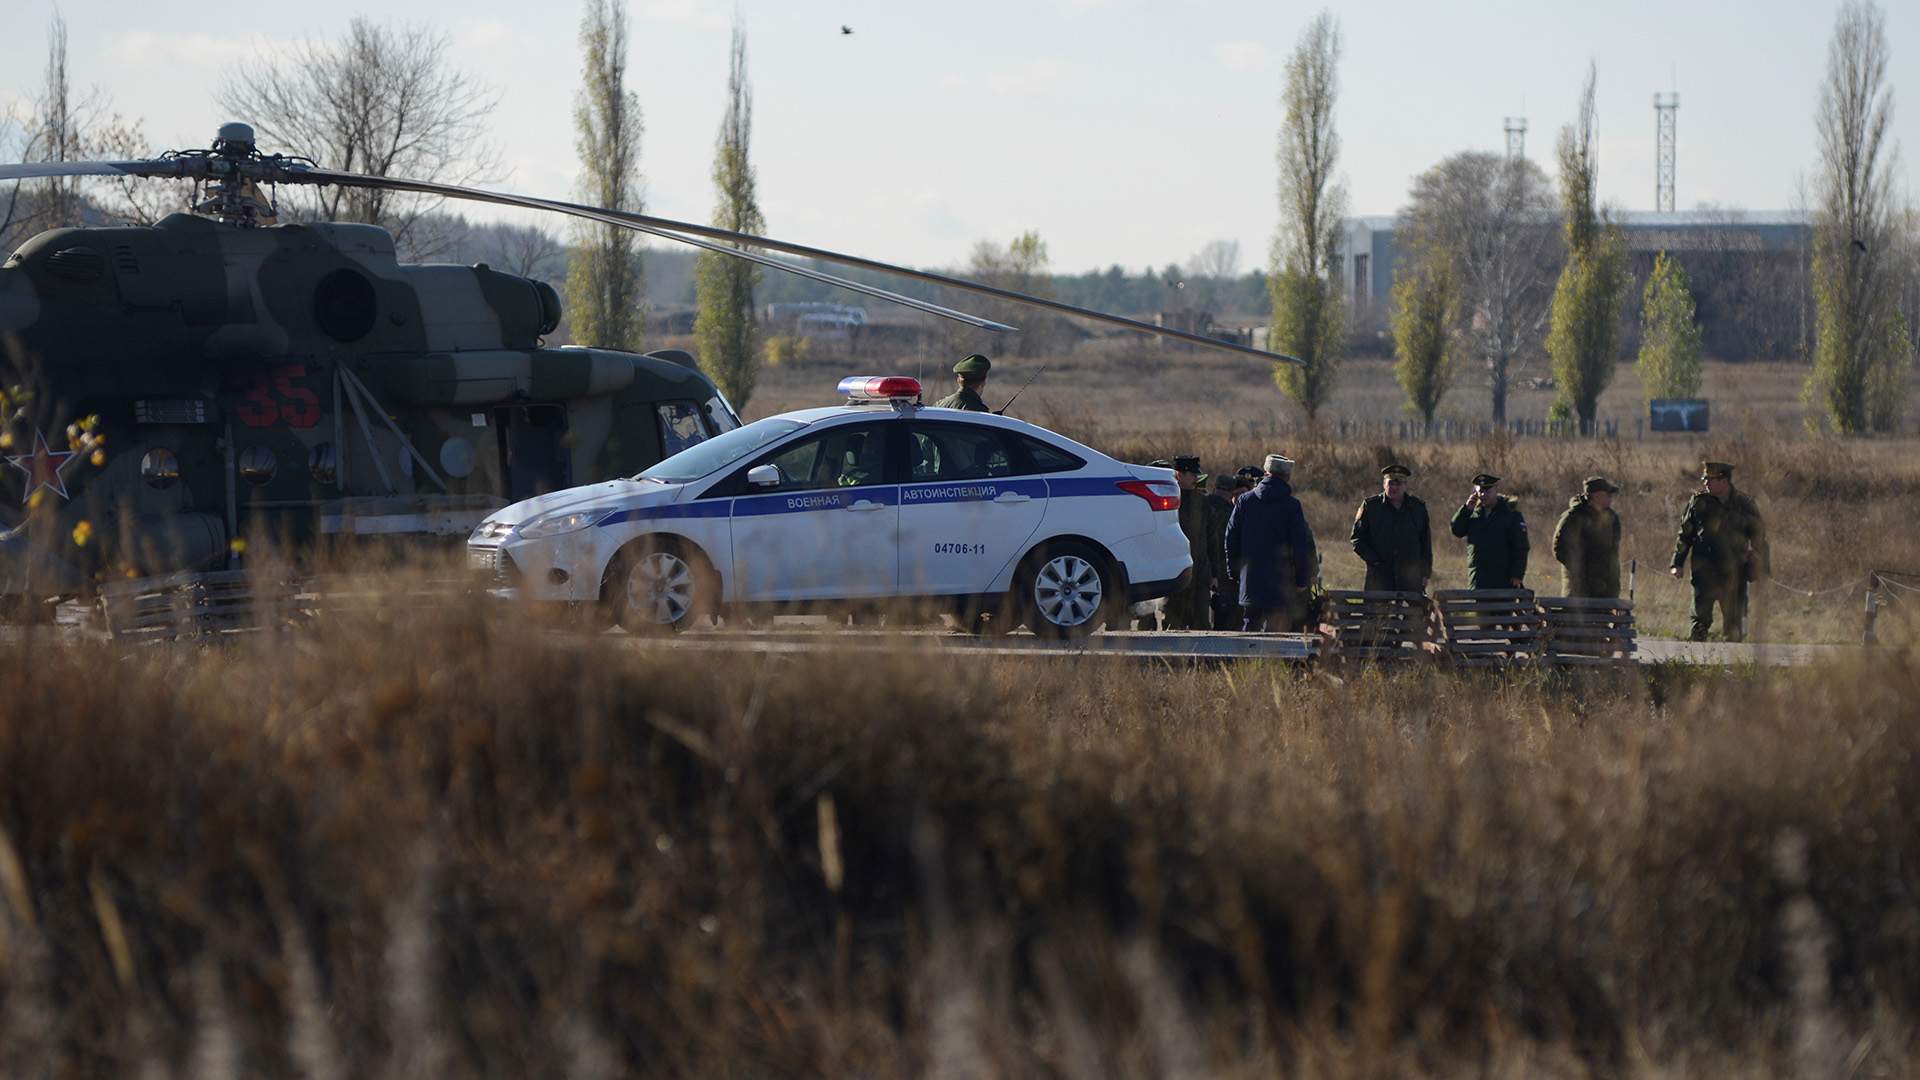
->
xmin=1116 ymin=479 xmax=1179 ymax=512
xmin=836 ymin=375 xmax=922 ymax=400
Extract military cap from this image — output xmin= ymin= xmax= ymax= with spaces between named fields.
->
xmin=1148 ymin=458 xmax=1173 ymax=468
xmin=1701 ymin=461 xmax=1733 ymax=480
xmin=1583 ymin=475 xmax=1620 ymax=494
xmin=1211 ymin=473 xmax=1239 ymax=492
xmin=1263 ymin=453 xmax=1294 ymax=475
xmin=1381 ymin=464 xmax=1412 ymax=479
xmin=1172 ymin=455 xmax=1202 ymax=473
xmin=1236 ymin=465 xmax=1264 ymax=481
xmin=953 ymin=354 xmax=992 ymax=375
xmin=1472 ymin=472 xmax=1501 ymax=487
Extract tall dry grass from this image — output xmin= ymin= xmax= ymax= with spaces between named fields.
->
xmin=2 ymin=568 xmax=1919 ymax=1075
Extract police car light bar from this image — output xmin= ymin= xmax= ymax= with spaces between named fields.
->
xmin=837 ymin=376 xmax=922 ymax=401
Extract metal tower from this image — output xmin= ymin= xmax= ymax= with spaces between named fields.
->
xmin=1655 ymin=92 xmax=1679 ymax=212
xmin=1504 ymin=116 xmax=1527 ymax=160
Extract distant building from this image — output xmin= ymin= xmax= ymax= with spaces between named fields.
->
xmin=1335 ymin=210 xmax=1813 ymax=360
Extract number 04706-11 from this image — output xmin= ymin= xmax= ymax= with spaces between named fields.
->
xmin=933 ymin=542 xmax=985 ymax=555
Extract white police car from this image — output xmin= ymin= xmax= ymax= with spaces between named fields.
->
xmin=467 ymin=376 xmax=1192 ymax=637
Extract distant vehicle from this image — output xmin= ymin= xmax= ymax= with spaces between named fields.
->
xmin=467 ymin=375 xmax=1193 ymax=637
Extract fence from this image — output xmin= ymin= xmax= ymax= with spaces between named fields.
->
xmin=1228 ymin=416 xmax=1650 ymax=443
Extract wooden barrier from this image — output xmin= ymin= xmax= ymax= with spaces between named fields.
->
xmin=1431 ymin=589 xmax=1545 ymax=667
xmin=1536 ymin=595 xmax=1637 ymax=667
xmin=100 ymin=570 xmax=297 ymax=640
xmin=1317 ymin=590 xmax=1431 ymax=660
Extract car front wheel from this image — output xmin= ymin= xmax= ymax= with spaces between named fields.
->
xmin=1019 ymin=542 xmax=1114 ymax=639
xmin=607 ymin=541 xmax=712 ymax=633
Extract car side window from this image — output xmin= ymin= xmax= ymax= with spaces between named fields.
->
xmin=1012 ymin=434 xmax=1085 ymax=474
xmin=756 ymin=424 xmax=889 ymax=491
xmin=658 ymin=401 xmax=708 ymax=457
xmin=908 ymin=424 xmax=1013 ymax=482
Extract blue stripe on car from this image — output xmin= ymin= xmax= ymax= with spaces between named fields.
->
xmin=734 ymin=485 xmax=901 ymax=517
xmin=1044 ymin=475 xmax=1140 ymax=497
xmin=595 ymin=475 xmax=1139 ymax=528
xmin=597 ymin=502 xmax=733 ymax=527
xmin=899 ymin=477 xmax=1048 ymax=504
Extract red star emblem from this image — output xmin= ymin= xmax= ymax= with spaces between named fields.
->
xmin=7 ymin=430 xmax=79 ymax=504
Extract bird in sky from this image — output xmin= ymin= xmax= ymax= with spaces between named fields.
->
xmin=841 ymin=24 xmax=854 ymax=35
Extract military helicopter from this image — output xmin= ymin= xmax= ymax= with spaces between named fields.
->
xmin=0 ymin=122 xmax=1298 ymax=611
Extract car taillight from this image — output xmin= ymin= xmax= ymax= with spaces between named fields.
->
xmin=1116 ymin=479 xmax=1180 ymax=511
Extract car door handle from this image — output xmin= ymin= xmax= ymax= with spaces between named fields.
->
xmin=993 ymin=492 xmax=1032 ymax=504
xmin=846 ymin=500 xmax=886 ymax=511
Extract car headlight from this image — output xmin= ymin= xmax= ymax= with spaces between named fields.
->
xmin=516 ymin=509 xmax=611 ymax=539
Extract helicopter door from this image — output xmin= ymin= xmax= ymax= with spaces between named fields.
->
xmin=496 ymin=404 xmax=573 ymax=500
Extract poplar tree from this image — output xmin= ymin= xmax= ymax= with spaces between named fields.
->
xmin=1391 ymin=260 xmax=1454 ymax=424
xmin=694 ymin=24 xmax=765 ymax=406
xmin=1546 ymin=64 xmax=1629 ymax=431
xmin=1268 ymin=11 xmax=1346 ymax=419
xmin=566 ymin=0 xmax=645 ymax=351
xmin=1636 ymin=252 xmax=1704 ymax=400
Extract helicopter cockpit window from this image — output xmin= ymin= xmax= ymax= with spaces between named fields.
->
xmin=704 ymin=394 xmax=741 ymax=434
xmin=657 ymin=401 xmax=708 ymax=457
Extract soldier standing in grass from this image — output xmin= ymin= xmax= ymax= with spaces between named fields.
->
xmin=932 ymin=354 xmax=991 ymax=411
xmin=1225 ymin=454 xmax=1316 ymax=631
xmin=1451 ymin=473 xmax=1529 ymax=590
xmin=1350 ymin=464 xmax=1432 ymax=593
xmin=1552 ymin=476 xmax=1623 ymax=597
xmin=1670 ymin=460 xmax=1769 ymax=642
xmin=1162 ymin=456 xmax=1215 ymax=629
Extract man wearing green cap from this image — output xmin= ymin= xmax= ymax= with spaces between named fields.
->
xmin=1450 ymin=473 xmax=1529 ymax=590
xmin=933 ymin=354 xmax=992 ymax=411
xmin=1552 ymin=476 xmax=1623 ymax=597
xmin=1350 ymin=464 xmax=1432 ymax=593
xmin=1671 ymin=461 xmax=1769 ymax=641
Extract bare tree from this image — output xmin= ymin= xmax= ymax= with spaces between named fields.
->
xmin=565 ymin=0 xmax=646 ymax=352
xmin=216 ymin=17 xmax=501 ymax=259
xmin=1400 ymin=151 xmax=1559 ymax=424
xmin=1808 ymin=0 xmax=1906 ymax=432
xmin=1269 ymin=11 xmax=1346 ymax=419
xmin=487 ymin=221 xmax=566 ymax=281
xmin=1182 ymin=239 xmax=1241 ymax=326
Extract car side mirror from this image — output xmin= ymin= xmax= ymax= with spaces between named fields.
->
xmin=747 ymin=464 xmax=781 ymax=490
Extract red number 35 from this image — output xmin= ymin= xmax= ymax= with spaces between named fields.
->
xmin=236 ymin=364 xmax=323 ymax=429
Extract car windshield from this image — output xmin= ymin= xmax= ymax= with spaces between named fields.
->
xmin=636 ymin=417 xmax=807 ymax=483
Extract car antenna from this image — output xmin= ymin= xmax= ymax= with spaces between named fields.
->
xmin=994 ymin=361 xmax=1047 ymax=416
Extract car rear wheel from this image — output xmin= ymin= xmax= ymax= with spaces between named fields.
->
xmin=607 ymin=540 xmax=713 ymax=633
xmin=1019 ymin=542 xmax=1114 ymax=639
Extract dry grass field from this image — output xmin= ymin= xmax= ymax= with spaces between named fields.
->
xmin=3 ymin=581 xmax=1920 ymax=1076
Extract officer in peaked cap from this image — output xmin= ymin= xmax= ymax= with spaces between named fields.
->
xmin=1671 ymin=460 xmax=1770 ymax=641
xmin=1552 ymin=475 xmax=1623 ymax=598
xmin=933 ymin=354 xmax=992 ymax=411
xmin=1350 ymin=463 xmax=1432 ymax=593
xmin=1164 ymin=455 xmax=1215 ymax=630
xmin=1450 ymin=472 xmax=1530 ymax=590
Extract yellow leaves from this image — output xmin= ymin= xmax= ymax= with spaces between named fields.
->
xmin=27 ymin=489 xmax=44 ymax=511
xmin=229 ymin=537 xmax=249 ymax=556
xmin=0 ymin=431 xmax=11 ymax=451
xmin=89 ymin=449 xmax=106 ymax=468
xmin=71 ymin=520 xmax=93 ymax=547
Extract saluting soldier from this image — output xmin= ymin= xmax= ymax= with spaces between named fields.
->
xmin=1350 ymin=464 xmax=1432 ymax=593
xmin=1670 ymin=460 xmax=1770 ymax=642
xmin=1162 ymin=456 xmax=1215 ymax=629
xmin=1552 ymin=475 xmax=1623 ymax=597
xmin=1450 ymin=473 xmax=1529 ymax=590
xmin=933 ymin=354 xmax=992 ymax=411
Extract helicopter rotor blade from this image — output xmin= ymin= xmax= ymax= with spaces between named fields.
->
xmin=302 ymin=170 xmax=1017 ymax=333
xmin=304 ymin=170 xmax=1305 ymax=366
xmin=0 ymin=160 xmax=152 ymax=180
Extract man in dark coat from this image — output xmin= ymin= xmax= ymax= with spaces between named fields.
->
xmin=1552 ymin=475 xmax=1622 ymax=597
xmin=1450 ymin=472 xmax=1530 ymax=589
xmin=1670 ymin=460 xmax=1769 ymax=641
xmin=1225 ymin=454 xmax=1317 ymax=631
xmin=1349 ymin=463 xmax=1432 ymax=593
xmin=1162 ymin=456 xmax=1214 ymax=629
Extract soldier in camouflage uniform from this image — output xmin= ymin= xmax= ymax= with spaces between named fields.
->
xmin=1450 ymin=472 xmax=1530 ymax=590
xmin=1670 ymin=460 xmax=1770 ymax=641
xmin=932 ymin=354 xmax=991 ymax=411
xmin=1350 ymin=463 xmax=1432 ymax=593
xmin=1552 ymin=475 xmax=1622 ymax=597
xmin=1161 ymin=456 xmax=1214 ymax=629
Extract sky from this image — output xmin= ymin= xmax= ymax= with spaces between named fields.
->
xmin=1 ymin=0 xmax=1915 ymax=275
